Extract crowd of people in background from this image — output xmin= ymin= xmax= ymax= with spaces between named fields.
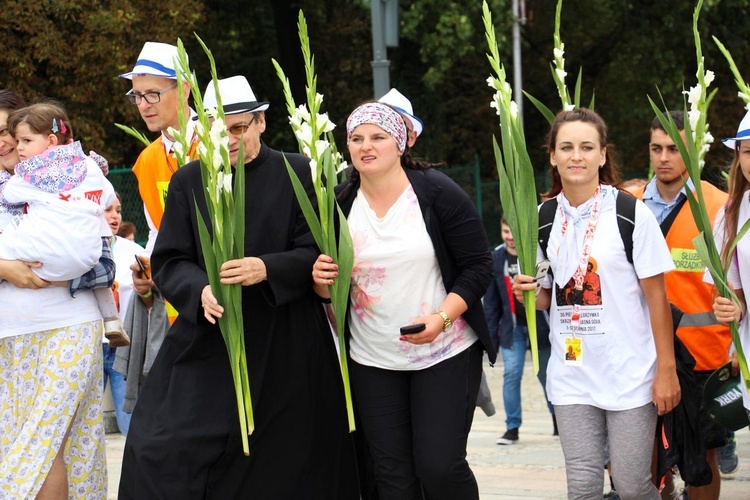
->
xmin=0 ymin=37 xmax=749 ymax=500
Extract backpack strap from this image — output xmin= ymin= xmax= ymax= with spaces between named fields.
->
xmin=659 ymin=196 xmax=688 ymax=237
xmin=537 ymin=190 xmax=636 ymax=264
xmin=538 ymin=198 xmax=558 ymax=260
xmin=615 ymin=190 xmax=637 ymax=264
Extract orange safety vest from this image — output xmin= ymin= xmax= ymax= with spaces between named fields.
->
xmin=133 ymin=135 xmax=200 ymax=324
xmin=633 ymin=181 xmax=731 ymax=371
xmin=132 ymin=136 xmax=200 ymax=231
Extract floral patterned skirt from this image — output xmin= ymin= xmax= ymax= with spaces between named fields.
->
xmin=0 ymin=321 xmax=107 ymax=499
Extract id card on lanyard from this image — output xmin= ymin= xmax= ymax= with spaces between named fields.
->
xmin=559 ymin=186 xmax=603 ymax=365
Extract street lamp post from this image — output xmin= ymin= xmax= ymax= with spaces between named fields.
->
xmin=512 ymin=0 xmax=527 ymax=122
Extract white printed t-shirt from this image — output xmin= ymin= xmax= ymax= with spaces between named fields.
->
xmin=540 ymin=188 xmax=674 ymax=410
xmin=709 ymin=201 xmax=750 ymax=411
xmin=347 ymin=184 xmax=477 ymax=371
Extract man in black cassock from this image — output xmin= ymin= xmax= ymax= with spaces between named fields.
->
xmin=118 ymin=76 xmax=358 ymax=499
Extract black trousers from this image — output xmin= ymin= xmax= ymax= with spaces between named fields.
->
xmin=350 ymin=342 xmax=483 ymax=500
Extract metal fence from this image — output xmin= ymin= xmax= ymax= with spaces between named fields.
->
xmin=442 ymin=159 xmax=549 ymax=247
xmin=108 ymin=167 xmax=148 ymax=246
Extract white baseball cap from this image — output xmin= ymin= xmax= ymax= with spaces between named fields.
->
xmin=119 ymin=42 xmax=183 ymax=80
xmin=378 ymin=88 xmax=423 ymax=137
xmin=202 ymin=76 xmax=269 ymax=116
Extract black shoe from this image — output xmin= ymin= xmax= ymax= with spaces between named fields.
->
xmin=552 ymin=414 xmax=559 ymax=437
xmin=496 ymin=428 xmax=519 ymax=445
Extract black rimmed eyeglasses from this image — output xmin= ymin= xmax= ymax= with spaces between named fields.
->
xmin=125 ymin=82 xmax=178 ymax=105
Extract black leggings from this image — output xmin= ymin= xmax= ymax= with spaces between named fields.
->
xmin=350 ymin=342 xmax=483 ymax=500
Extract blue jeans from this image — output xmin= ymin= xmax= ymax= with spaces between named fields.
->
xmin=501 ymin=325 xmax=553 ymax=430
xmin=103 ymin=343 xmax=131 ymax=435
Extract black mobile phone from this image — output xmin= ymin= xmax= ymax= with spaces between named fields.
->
xmin=134 ymin=254 xmax=151 ymax=280
xmin=400 ymin=323 xmax=426 ymax=335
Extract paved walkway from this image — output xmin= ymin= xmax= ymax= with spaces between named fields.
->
xmin=105 ymin=352 xmax=750 ymax=498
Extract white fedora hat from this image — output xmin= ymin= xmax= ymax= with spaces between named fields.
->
xmin=120 ymin=42 xmax=183 ymax=80
xmin=378 ymin=88 xmax=423 ymax=137
xmin=203 ymin=76 xmax=269 ymax=116
xmin=722 ymin=109 xmax=750 ymax=149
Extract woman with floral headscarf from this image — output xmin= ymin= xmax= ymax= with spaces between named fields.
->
xmin=313 ymin=102 xmax=495 ymax=499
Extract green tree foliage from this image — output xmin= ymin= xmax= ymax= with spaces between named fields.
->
xmin=391 ymin=0 xmax=513 ymax=173
xmin=4 ymin=0 xmax=750 ymax=185
xmin=520 ymin=0 xmax=750 ymax=184
xmin=0 ymin=0 xmax=204 ymax=165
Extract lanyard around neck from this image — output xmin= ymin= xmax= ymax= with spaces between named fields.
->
xmin=558 ymin=185 xmax=603 ymax=291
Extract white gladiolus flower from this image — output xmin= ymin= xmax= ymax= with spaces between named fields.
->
xmin=688 ymin=109 xmax=701 ymax=130
xmin=738 ymin=91 xmax=750 ymax=103
xmin=173 ymin=141 xmax=184 ymax=158
xmin=503 ymin=80 xmax=513 ymax=98
xmin=704 ymin=131 xmax=714 ymax=145
xmin=510 ymin=101 xmax=519 ymax=119
xmin=486 ymin=76 xmax=496 ymax=89
xmin=337 ymin=160 xmax=348 ymax=174
xmin=555 ymin=68 xmax=567 ymax=82
xmin=223 ymin=173 xmax=233 ymax=194
xmin=296 ymin=104 xmax=311 ymax=122
xmin=315 ymin=93 xmax=324 ymax=106
xmin=318 ymin=114 xmax=336 ymax=133
xmin=167 ymin=126 xmax=178 ymax=139
xmin=704 ymin=70 xmax=715 ymax=87
xmin=684 ymin=85 xmax=702 ymax=107
xmin=315 ymin=140 xmax=329 ymax=155
xmin=197 ymin=143 xmax=209 ymax=160
xmin=302 ymin=145 xmax=311 ymax=158
xmin=309 ymin=159 xmax=318 ymax=180
xmin=212 ymin=150 xmax=223 ymax=170
xmin=195 ymin=121 xmax=205 ymax=137
xmin=289 ymin=114 xmax=302 ymax=128
xmin=206 ymin=108 xmax=219 ymax=120
xmin=490 ymin=99 xmax=501 ymax=117
xmin=564 ymin=104 xmax=575 ymax=111
xmin=295 ymin=122 xmax=313 ymax=145
xmin=553 ymin=47 xmax=565 ymax=61
xmin=210 ymin=118 xmax=226 ymax=142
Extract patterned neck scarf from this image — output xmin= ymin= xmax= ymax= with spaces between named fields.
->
xmin=554 ymin=185 xmax=617 ymax=289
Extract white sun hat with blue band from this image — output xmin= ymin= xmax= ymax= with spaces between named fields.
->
xmin=722 ymin=109 xmax=750 ymax=149
xmin=378 ymin=88 xmax=424 ymax=137
xmin=119 ymin=42 xmax=183 ymax=80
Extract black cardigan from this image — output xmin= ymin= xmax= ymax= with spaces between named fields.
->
xmin=336 ymin=167 xmax=496 ymax=364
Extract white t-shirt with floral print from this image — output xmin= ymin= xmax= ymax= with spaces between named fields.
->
xmin=347 ymin=184 xmax=477 ymax=370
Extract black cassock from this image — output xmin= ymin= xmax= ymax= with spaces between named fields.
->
xmin=118 ymin=143 xmax=358 ymax=499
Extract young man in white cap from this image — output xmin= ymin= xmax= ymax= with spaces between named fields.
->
xmin=119 ymin=41 xmax=200 ymax=319
xmin=378 ymin=87 xmax=423 ymax=149
xmin=118 ymin=76 xmax=359 ymax=499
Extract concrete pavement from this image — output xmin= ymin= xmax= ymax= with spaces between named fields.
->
xmin=105 ymin=352 xmax=750 ymax=498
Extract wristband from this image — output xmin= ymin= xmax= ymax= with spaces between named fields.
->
xmin=138 ymin=290 xmax=153 ymax=299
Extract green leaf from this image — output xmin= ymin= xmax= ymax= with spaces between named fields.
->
xmin=523 ymin=91 xmax=556 ymax=125
xmin=283 ymin=154 xmax=324 ymax=248
xmin=574 ymin=66 xmax=583 ymax=108
xmin=114 ymin=123 xmax=152 ymax=148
